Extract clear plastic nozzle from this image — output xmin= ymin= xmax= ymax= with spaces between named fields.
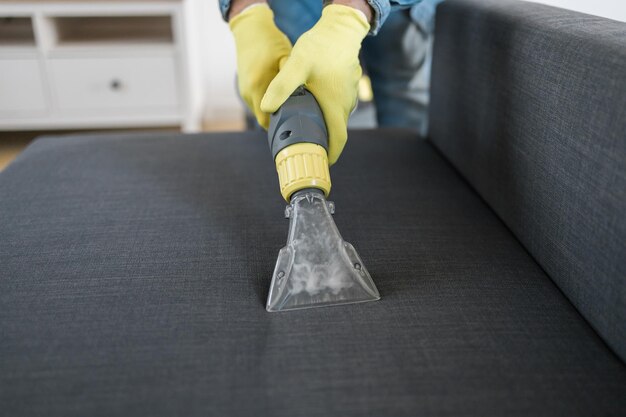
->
xmin=266 ymin=189 xmax=380 ymax=312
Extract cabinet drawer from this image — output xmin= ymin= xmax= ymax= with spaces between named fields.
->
xmin=0 ymin=59 xmax=46 ymax=113
xmin=49 ymin=57 xmax=179 ymax=110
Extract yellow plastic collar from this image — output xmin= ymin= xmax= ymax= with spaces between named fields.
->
xmin=274 ymin=143 xmax=332 ymax=202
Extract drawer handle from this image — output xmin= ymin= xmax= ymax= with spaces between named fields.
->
xmin=110 ymin=79 xmax=122 ymax=91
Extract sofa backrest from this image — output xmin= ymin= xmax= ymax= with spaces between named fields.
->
xmin=429 ymin=0 xmax=626 ymax=361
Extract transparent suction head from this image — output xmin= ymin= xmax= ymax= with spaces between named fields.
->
xmin=266 ymin=189 xmax=380 ymax=312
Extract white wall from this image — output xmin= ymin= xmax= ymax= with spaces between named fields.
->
xmin=527 ymin=0 xmax=626 ymax=21
xmin=199 ymin=2 xmax=241 ymax=124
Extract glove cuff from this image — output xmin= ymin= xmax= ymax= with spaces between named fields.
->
xmin=229 ymin=3 xmax=274 ymax=33
xmin=320 ymin=4 xmax=371 ymax=40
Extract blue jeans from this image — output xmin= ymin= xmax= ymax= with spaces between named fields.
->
xmin=362 ymin=10 xmax=431 ymax=135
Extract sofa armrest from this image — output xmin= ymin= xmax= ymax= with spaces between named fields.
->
xmin=429 ymin=0 xmax=626 ymax=360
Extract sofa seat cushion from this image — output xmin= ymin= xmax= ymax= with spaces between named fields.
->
xmin=1 ymin=130 xmax=624 ymax=416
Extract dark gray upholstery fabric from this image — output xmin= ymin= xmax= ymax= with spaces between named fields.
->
xmin=1 ymin=130 xmax=625 ymax=416
xmin=429 ymin=0 xmax=626 ymax=361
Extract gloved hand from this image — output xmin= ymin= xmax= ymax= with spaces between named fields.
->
xmin=261 ymin=5 xmax=370 ymax=165
xmin=229 ymin=4 xmax=291 ymax=129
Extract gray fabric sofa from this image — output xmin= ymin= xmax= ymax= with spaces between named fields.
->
xmin=1 ymin=0 xmax=624 ymax=416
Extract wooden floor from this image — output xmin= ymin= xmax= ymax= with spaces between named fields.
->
xmin=0 ymin=132 xmax=34 ymax=171
xmin=0 ymin=120 xmax=245 ymax=172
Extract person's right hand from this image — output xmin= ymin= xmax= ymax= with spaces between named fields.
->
xmin=229 ymin=4 xmax=291 ymax=129
xmin=260 ymin=5 xmax=370 ymax=165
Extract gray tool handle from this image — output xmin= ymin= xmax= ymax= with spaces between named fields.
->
xmin=267 ymin=87 xmax=328 ymax=159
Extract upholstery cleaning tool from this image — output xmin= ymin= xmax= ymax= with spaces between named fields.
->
xmin=265 ymin=87 xmax=380 ymax=312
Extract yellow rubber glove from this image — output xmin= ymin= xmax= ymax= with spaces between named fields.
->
xmin=260 ymin=5 xmax=370 ymax=165
xmin=229 ymin=4 xmax=291 ymax=129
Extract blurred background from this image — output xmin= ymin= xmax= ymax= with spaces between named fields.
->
xmin=1 ymin=0 xmax=624 ymax=170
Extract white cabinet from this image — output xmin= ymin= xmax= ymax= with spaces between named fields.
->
xmin=49 ymin=57 xmax=179 ymax=111
xmin=0 ymin=1 xmax=210 ymax=132
xmin=0 ymin=59 xmax=46 ymax=113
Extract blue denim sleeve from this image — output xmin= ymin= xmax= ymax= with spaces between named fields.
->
xmin=219 ymin=0 xmax=441 ymax=34
xmin=219 ymin=0 xmax=231 ymax=21
xmin=365 ymin=0 xmax=426 ymax=35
